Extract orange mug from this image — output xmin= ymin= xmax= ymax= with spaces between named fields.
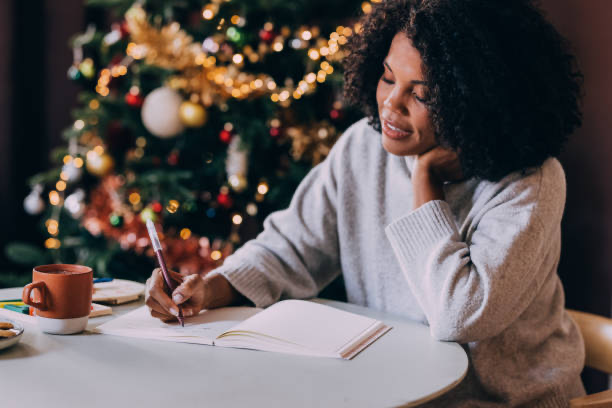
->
xmin=22 ymin=264 xmax=93 ymax=334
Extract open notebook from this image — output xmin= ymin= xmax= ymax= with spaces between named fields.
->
xmin=94 ymin=299 xmax=391 ymax=360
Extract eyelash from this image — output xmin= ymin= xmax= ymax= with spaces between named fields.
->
xmin=380 ymin=77 xmax=427 ymax=103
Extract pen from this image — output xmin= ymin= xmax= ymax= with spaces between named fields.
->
xmin=93 ymin=277 xmax=114 ymax=284
xmin=145 ymin=219 xmax=184 ymax=327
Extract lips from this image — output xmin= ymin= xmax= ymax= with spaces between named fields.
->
xmin=382 ymin=119 xmax=412 ymax=140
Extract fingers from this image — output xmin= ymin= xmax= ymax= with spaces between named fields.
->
xmin=180 ymin=305 xmax=200 ymax=317
xmin=146 ymin=268 xmax=179 ymax=317
xmin=172 ymin=274 xmax=202 ymax=305
xmin=150 ymin=310 xmax=176 ymax=323
xmin=169 ymin=269 xmax=183 ymax=284
xmin=146 ymin=296 xmax=173 ymax=317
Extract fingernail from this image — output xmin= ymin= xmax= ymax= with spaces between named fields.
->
xmin=173 ymin=294 xmax=183 ymax=303
xmin=170 ymin=308 xmax=178 ymax=316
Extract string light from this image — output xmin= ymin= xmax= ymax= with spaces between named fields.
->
xmin=128 ymin=192 xmax=141 ymax=205
xmin=49 ymin=191 xmax=61 ymax=206
xmin=246 ymin=203 xmax=258 ymax=216
xmin=180 ymin=228 xmax=192 ymax=240
xmin=211 ymin=250 xmax=222 ymax=261
xmin=45 ymin=238 xmax=61 ymax=249
xmin=203 ymin=9 xmax=214 ymax=20
xmin=257 ymin=181 xmax=269 ymax=195
xmin=362 ymin=2 xmax=373 ymax=13
xmin=232 ymin=214 xmax=243 ymax=225
xmin=166 ymin=200 xmax=180 ymax=213
xmin=46 ymin=219 xmax=59 ymax=236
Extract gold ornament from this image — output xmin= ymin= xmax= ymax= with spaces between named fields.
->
xmin=86 ymin=153 xmax=115 ymax=177
xmin=179 ymin=101 xmax=208 ymax=127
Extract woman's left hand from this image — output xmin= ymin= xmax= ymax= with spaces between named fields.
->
xmin=412 ymin=146 xmax=464 ymax=208
xmin=417 ymin=146 xmax=464 ymax=182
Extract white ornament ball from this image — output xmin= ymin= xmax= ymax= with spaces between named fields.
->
xmin=24 ymin=191 xmax=45 ymax=215
xmin=141 ymin=87 xmax=186 ymax=139
xmin=65 ymin=189 xmax=86 ymax=219
xmin=62 ymin=162 xmax=82 ymax=183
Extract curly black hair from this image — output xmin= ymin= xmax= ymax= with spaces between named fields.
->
xmin=343 ymin=0 xmax=583 ymax=181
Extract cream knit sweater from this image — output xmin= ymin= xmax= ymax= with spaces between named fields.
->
xmin=214 ymin=118 xmax=585 ymax=407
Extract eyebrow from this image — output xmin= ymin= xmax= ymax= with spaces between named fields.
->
xmin=383 ymin=61 xmax=428 ymax=85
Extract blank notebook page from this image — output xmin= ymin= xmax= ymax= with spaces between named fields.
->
xmin=219 ymin=299 xmax=383 ymax=353
xmin=94 ymin=306 xmax=260 ymax=344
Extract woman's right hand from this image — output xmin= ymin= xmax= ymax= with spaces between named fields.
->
xmin=145 ymin=269 xmax=243 ymax=322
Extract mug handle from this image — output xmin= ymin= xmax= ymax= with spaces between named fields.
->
xmin=22 ymin=281 xmax=47 ymax=311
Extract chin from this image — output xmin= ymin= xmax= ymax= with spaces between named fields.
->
xmin=381 ymin=134 xmax=418 ymax=156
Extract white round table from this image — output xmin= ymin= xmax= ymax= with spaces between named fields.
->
xmin=0 ymin=287 xmax=467 ymax=407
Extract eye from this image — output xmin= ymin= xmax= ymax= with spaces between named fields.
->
xmin=381 ymin=77 xmax=394 ymax=85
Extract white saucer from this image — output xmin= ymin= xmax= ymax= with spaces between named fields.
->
xmin=0 ymin=319 xmax=24 ymax=350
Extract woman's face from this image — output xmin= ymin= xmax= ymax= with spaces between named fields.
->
xmin=376 ymin=32 xmax=436 ymax=156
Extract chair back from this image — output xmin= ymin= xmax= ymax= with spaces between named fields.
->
xmin=567 ymin=309 xmax=612 ymax=374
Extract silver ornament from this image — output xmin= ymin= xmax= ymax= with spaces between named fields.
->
xmin=24 ymin=185 xmax=45 ymax=215
xmin=62 ymin=162 xmax=83 ymax=183
xmin=65 ymin=189 xmax=86 ymax=218
xmin=141 ymin=87 xmax=185 ymax=139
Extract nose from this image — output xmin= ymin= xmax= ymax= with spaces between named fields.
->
xmin=383 ymin=86 xmax=409 ymax=116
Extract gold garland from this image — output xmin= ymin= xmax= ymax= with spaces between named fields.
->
xmin=287 ymin=121 xmax=340 ymax=166
xmin=121 ymin=5 xmax=355 ymax=107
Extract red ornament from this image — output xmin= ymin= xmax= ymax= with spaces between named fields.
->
xmin=217 ymin=193 xmax=233 ymax=209
xmin=330 ymin=109 xmax=342 ymax=120
xmin=125 ymin=92 xmax=144 ymax=108
xmin=259 ymin=29 xmax=275 ymax=43
xmin=119 ymin=21 xmax=130 ymax=37
xmin=269 ymin=127 xmax=280 ymax=137
xmin=167 ymin=152 xmax=179 ymax=166
xmin=219 ymin=130 xmax=233 ymax=143
xmin=152 ymin=202 xmax=163 ymax=213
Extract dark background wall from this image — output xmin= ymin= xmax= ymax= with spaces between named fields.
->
xmin=0 ymin=0 xmax=610 ymax=393
xmin=541 ymin=0 xmax=612 ymax=391
xmin=0 ymin=0 xmax=84 ymax=278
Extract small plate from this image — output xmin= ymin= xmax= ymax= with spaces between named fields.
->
xmin=0 ymin=319 xmax=24 ymax=351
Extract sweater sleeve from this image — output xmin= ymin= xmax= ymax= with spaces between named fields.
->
xmin=210 ymin=133 xmax=346 ymax=308
xmin=384 ymin=163 xmax=565 ymax=343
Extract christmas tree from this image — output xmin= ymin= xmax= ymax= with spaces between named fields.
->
xmin=5 ymin=0 xmax=367 ymax=285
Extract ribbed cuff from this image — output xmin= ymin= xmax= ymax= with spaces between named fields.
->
xmin=213 ymin=261 xmax=276 ymax=308
xmin=534 ymin=392 xmax=571 ymax=408
xmin=384 ymin=200 xmax=458 ymax=262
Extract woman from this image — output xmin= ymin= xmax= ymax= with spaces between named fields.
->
xmin=146 ymin=0 xmax=585 ymax=405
